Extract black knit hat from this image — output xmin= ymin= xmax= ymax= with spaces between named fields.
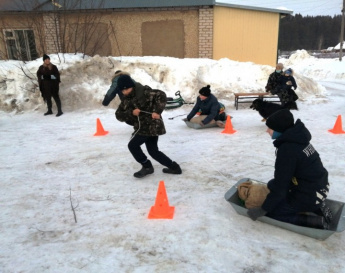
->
xmin=199 ymin=85 xmax=211 ymax=97
xmin=117 ymin=74 xmax=135 ymax=91
xmin=43 ymin=54 xmax=50 ymax=61
xmin=266 ymin=109 xmax=294 ymax=133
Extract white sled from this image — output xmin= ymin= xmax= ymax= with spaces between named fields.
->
xmin=224 ymin=178 xmax=345 ymax=240
xmin=184 ymin=120 xmax=219 ymax=129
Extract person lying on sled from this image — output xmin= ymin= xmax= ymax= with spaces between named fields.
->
xmin=247 ymin=109 xmax=332 ymax=229
xmin=185 ymin=85 xmax=226 ymax=128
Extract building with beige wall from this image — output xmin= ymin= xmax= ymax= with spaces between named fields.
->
xmin=0 ymin=0 xmax=292 ymax=66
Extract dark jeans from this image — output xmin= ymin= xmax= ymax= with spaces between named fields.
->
xmin=266 ymin=200 xmax=301 ymax=225
xmin=46 ymin=91 xmax=62 ymax=111
xmin=128 ymin=135 xmax=173 ymax=167
xmin=43 ymin=80 xmax=62 ymax=111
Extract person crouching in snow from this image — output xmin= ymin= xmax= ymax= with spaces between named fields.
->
xmin=115 ymin=74 xmax=182 ymax=178
xmin=247 ymin=109 xmax=332 ymax=229
xmin=185 ymin=85 xmax=227 ymax=128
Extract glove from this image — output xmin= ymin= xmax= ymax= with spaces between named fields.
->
xmin=247 ymin=207 xmax=267 ymax=221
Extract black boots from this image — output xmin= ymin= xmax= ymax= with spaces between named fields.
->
xmin=44 ymin=109 xmax=63 ymax=117
xmin=296 ymin=214 xmax=329 ymax=230
xmin=44 ymin=109 xmax=53 ymax=116
xmin=134 ymin=161 xmax=182 ymax=178
xmin=163 ymin=161 xmax=182 ymax=174
xmin=134 ymin=160 xmax=154 ymax=178
xmin=56 ymin=111 xmax=63 ymax=117
xmin=314 ymin=201 xmax=333 ymax=224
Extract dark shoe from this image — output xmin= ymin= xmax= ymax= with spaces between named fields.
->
xmin=56 ymin=111 xmax=63 ymax=117
xmin=296 ymin=214 xmax=328 ymax=230
xmin=315 ymin=201 xmax=333 ymax=224
xmin=44 ymin=110 xmax=53 ymax=116
xmin=133 ymin=160 xmax=154 ymax=178
xmin=162 ymin=161 xmax=182 ymax=174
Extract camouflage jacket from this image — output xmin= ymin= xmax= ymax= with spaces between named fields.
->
xmin=265 ymin=71 xmax=283 ymax=92
xmin=115 ymin=82 xmax=167 ymax=136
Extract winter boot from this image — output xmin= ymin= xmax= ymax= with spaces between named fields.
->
xmin=314 ymin=201 xmax=333 ymax=224
xmin=133 ymin=160 xmax=154 ymax=178
xmin=296 ymin=214 xmax=329 ymax=230
xmin=56 ymin=100 xmax=63 ymax=117
xmin=56 ymin=111 xmax=63 ymax=117
xmin=162 ymin=161 xmax=182 ymax=174
xmin=44 ymin=109 xmax=53 ymax=116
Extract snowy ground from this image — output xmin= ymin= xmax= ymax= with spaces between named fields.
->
xmin=0 ymin=51 xmax=345 ymax=272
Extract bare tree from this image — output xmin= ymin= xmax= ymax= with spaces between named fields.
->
xmin=1 ymin=0 xmax=111 ymax=61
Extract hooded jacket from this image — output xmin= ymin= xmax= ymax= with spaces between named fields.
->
xmin=187 ymin=94 xmax=221 ymax=125
xmin=115 ymin=82 xmax=166 ymax=136
xmin=262 ymin=119 xmax=329 ymax=213
xmin=102 ymin=71 xmax=130 ymax=105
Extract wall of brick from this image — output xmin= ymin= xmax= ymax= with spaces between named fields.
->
xmin=43 ymin=14 xmax=61 ymax=54
xmin=198 ymin=7 xmax=213 ymax=59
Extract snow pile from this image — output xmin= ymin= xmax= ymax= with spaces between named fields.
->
xmin=0 ymin=53 xmax=332 ymax=113
xmin=280 ymin=50 xmax=345 ymax=81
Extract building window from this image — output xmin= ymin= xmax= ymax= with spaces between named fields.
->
xmin=3 ymin=29 xmax=38 ymax=61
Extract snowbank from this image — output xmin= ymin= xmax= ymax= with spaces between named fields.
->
xmin=0 ymin=53 xmax=330 ymax=113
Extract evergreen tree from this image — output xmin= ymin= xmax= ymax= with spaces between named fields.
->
xmin=278 ymin=14 xmax=342 ymax=51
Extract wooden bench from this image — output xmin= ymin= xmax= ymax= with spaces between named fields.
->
xmin=234 ymin=92 xmax=280 ymax=110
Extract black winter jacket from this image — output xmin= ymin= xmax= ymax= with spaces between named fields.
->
xmin=277 ymin=75 xmax=297 ymax=91
xmin=187 ymin=94 xmax=221 ymax=125
xmin=262 ymin=119 xmax=329 ymax=213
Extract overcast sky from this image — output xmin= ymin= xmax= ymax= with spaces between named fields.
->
xmin=220 ymin=0 xmax=343 ymax=16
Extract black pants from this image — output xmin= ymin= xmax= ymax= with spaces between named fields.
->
xmin=43 ymin=80 xmax=62 ymax=112
xmin=128 ymin=135 xmax=173 ymax=167
xmin=46 ymin=91 xmax=62 ymax=111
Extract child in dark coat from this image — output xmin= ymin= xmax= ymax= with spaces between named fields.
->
xmin=186 ymin=85 xmax=226 ymax=127
xmin=115 ymin=75 xmax=182 ymax=178
xmin=247 ymin=109 xmax=332 ymax=229
xmin=274 ymin=68 xmax=298 ymax=109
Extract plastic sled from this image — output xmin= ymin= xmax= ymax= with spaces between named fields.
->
xmin=166 ymin=91 xmax=194 ymax=110
xmin=184 ymin=120 xmax=219 ymax=129
xmin=224 ymin=178 xmax=345 ymax=240
xmin=166 ymin=91 xmax=186 ymax=110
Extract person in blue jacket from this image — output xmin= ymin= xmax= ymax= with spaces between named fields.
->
xmin=247 ymin=109 xmax=332 ymax=229
xmin=102 ymin=70 xmax=130 ymax=106
xmin=186 ymin=85 xmax=226 ymax=127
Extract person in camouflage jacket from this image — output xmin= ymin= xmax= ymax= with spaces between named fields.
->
xmin=265 ymin=63 xmax=284 ymax=93
xmin=115 ymin=75 xmax=182 ymax=178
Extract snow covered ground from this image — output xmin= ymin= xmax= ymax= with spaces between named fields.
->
xmin=0 ymin=50 xmax=344 ymax=272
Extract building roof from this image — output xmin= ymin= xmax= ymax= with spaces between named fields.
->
xmin=0 ymin=0 xmax=292 ymax=15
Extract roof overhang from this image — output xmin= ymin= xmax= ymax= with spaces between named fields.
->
xmin=216 ymin=2 xmax=293 ymax=15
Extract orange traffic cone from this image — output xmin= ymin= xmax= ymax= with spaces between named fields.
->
xmin=94 ymin=118 xmax=109 ymax=136
xmin=148 ymin=181 xmax=175 ymax=219
xmin=328 ymin=115 xmax=345 ymax=134
xmin=221 ymin=115 xmax=236 ymax=134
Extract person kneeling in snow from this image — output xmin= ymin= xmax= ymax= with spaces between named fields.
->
xmin=186 ymin=85 xmax=227 ymax=128
xmin=115 ymin=75 xmax=182 ymax=178
xmin=247 ymin=109 xmax=332 ymax=229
